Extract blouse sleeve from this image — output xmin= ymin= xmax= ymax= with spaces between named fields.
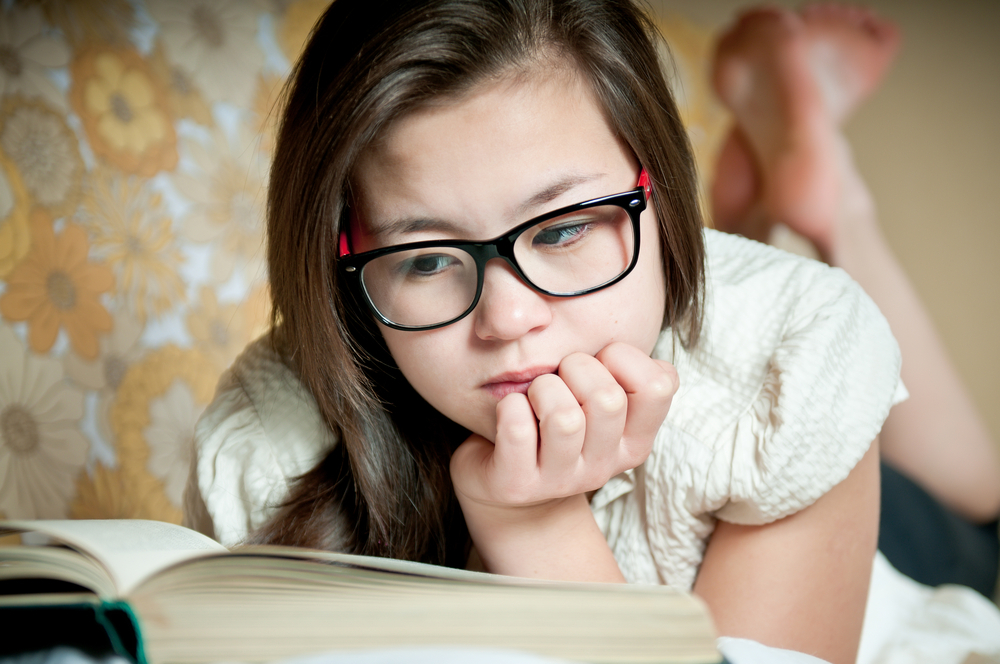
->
xmin=637 ymin=231 xmax=903 ymax=588
xmin=659 ymin=230 xmax=904 ymax=525
xmin=183 ymin=337 xmax=337 ymax=547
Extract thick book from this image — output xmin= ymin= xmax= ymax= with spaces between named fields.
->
xmin=0 ymin=519 xmax=720 ymax=664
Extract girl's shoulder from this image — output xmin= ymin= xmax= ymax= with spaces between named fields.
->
xmin=650 ymin=229 xmax=904 ymax=524
xmin=188 ymin=335 xmax=337 ymax=546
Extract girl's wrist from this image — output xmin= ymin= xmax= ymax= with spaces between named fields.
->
xmin=459 ymin=492 xmax=626 ymax=582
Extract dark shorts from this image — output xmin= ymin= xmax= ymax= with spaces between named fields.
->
xmin=879 ymin=461 xmax=1000 ymax=598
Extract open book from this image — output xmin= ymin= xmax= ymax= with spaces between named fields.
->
xmin=0 ymin=519 xmax=720 ymax=664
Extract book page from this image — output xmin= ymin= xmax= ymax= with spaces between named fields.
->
xmin=234 ymin=546 xmax=692 ymax=590
xmin=0 ymin=547 xmax=118 ymax=597
xmin=1 ymin=519 xmax=226 ymax=597
xmin=130 ymin=552 xmax=720 ymax=664
xmin=234 ymin=545 xmax=506 ymax=582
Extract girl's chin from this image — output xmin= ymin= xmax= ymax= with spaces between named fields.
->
xmin=435 ymin=404 xmax=497 ymax=444
xmin=460 ymin=416 xmax=499 ymax=445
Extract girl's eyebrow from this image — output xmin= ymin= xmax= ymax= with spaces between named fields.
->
xmin=368 ymin=172 xmax=604 ymax=241
xmin=513 ymin=173 xmax=603 ymax=218
xmin=367 ymin=217 xmax=465 ymax=241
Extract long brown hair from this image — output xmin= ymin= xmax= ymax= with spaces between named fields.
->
xmin=253 ymin=0 xmax=705 ymax=566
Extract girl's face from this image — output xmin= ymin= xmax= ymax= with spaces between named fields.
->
xmin=351 ymin=67 xmax=667 ymax=441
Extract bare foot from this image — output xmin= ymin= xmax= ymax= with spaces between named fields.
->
xmin=709 ymin=4 xmax=900 ymax=253
xmin=711 ymin=7 xmax=841 ymax=252
xmin=800 ymin=2 xmax=901 ymax=122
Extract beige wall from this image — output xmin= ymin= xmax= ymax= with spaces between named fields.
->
xmin=652 ymin=0 xmax=1000 ymax=444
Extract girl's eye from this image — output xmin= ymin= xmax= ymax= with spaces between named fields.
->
xmin=398 ymin=253 xmax=459 ymax=277
xmin=531 ymin=220 xmax=592 ymax=247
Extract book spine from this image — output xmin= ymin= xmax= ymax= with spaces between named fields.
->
xmin=98 ymin=600 xmax=147 ymax=664
xmin=0 ymin=599 xmax=146 ymax=664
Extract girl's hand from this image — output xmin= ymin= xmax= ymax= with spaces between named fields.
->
xmin=450 ymin=342 xmax=677 ymax=579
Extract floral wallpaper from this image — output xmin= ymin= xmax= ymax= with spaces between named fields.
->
xmin=0 ymin=1 xmax=725 ymax=526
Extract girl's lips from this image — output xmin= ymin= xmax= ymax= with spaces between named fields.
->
xmin=482 ymin=367 xmax=557 ymax=401
xmin=483 ymin=380 xmax=534 ymax=401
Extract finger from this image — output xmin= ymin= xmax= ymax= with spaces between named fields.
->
xmin=527 ymin=372 xmax=587 ymax=478
xmin=492 ymin=392 xmax=541 ymax=482
xmin=595 ymin=343 xmax=678 ymax=465
xmin=557 ymin=352 xmax=628 ymax=470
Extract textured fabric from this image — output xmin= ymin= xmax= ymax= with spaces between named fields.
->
xmin=594 ymin=229 xmax=906 ymax=588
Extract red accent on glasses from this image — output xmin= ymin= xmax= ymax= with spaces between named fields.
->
xmin=338 ymin=228 xmax=351 ymax=258
xmin=637 ymin=167 xmax=651 ymax=200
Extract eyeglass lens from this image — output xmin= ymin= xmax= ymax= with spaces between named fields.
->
xmin=359 ymin=203 xmax=635 ymax=328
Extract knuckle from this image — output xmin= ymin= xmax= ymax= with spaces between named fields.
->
xmin=647 ymin=367 xmax=678 ymax=400
xmin=502 ymin=420 xmax=538 ymax=445
xmin=550 ymin=408 xmax=586 ymax=436
xmin=592 ymin=386 xmax=627 ymax=414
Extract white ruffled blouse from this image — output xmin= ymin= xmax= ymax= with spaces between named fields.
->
xmin=188 ymin=229 xmax=904 ymax=580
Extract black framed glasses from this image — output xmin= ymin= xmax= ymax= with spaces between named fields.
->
xmin=339 ymin=169 xmax=651 ymax=331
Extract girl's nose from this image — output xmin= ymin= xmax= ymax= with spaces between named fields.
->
xmin=472 ymin=260 xmax=552 ymax=341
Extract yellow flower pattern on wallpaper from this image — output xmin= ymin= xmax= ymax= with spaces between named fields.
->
xmin=109 ymin=345 xmax=218 ymax=523
xmin=144 ymin=379 xmax=203 ymax=508
xmin=174 ymin=128 xmax=268 ymax=282
xmin=30 ymin=0 xmax=137 ymax=48
xmin=63 ymin=309 xmax=144 ymax=443
xmin=0 ymin=325 xmax=88 ymax=520
xmin=0 ymin=1 xmax=724 ymax=525
xmin=0 ymin=5 xmax=71 ymax=111
xmin=0 ymin=152 xmax=31 ymax=278
xmin=0 ymin=96 xmax=85 ymax=220
xmin=187 ymin=286 xmax=251 ymax=370
xmin=148 ymin=41 xmax=213 ymax=128
xmin=0 ymin=214 xmax=113 ymax=359
xmin=80 ymin=168 xmax=185 ymax=322
xmin=70 ymin=45 xmax=177 ymax=177
xmin=71 ymin=461 xmax=176 ymax=521
xmin=148 ymin=0 xmax=265 ymax=109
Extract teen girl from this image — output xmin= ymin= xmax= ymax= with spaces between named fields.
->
xmin=186 ymin=1 xmax=1000 ymax=662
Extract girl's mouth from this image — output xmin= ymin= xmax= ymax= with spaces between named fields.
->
xmin=483 ymin=380 xmax=534 ymax=400
xmin=482 ymin=367 xmax=557 ymax=400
